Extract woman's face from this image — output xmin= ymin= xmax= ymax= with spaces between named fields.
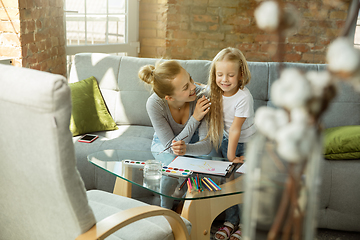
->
xmin=170 ymin=67 xmax=197 ymax=102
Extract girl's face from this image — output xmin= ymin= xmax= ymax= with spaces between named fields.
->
xmin=215 ymin=60 xmax=241 ymax=97
xmin=170 ymin=67 xmax=197 ymax=102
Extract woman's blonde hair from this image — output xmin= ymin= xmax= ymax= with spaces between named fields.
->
xmin=206 ymin=47 xmax=251 ymax=149
xmin=138 ymin=60 xmax=182 ymax=99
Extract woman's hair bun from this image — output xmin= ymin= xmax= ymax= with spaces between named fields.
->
xmin=138 ymin=65 xmax=155 ymax=84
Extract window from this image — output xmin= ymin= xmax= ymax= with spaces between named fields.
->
xmin=64 ymin=0 xmax=139 ymax=59
xmin=354 ymin=12 xmax=360 ymax=49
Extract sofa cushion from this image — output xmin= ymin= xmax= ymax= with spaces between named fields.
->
xmin=69 ymin=76 xmax=118 ymax=136
xmin=324 ymin=125 xmax=360 ymax=160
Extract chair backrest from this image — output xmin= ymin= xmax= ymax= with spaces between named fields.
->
xmin=0 ymin=65 xmax=95 ymax=239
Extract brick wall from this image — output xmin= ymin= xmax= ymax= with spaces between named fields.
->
xmin=139 ymin=0 xmax=350 ymax=63
xmin=139 ymin=0 xmax=167 ymax=58
xmin=0 ymin=0 xmax=66 ymax=76
xmin=1 ymin=0 xmax=350 ymax=71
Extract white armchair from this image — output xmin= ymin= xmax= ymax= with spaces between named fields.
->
xmin=0 ymin=64 xmax=191 ymax=240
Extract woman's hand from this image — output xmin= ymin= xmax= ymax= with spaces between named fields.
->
xmin=193 ymin=95 xmax=211 ymax=121
xmin=171 ymin=139 xmax=186 ymax=155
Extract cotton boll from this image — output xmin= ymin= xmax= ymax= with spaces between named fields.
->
xmin=306 ymin=71 xmax=332 ymax=97
xmin=290 ymin=108 xmax=309 ymax=124
xmin=277 ymin=141 xmax=302 ymax=163
xmin=277 ymin=121 xmax=307 ymax=144
xmin=327 ymin=37 xmax=360 ymax=75
xmin=276 ymin=124 xmax=301 ymax=162
xmin=254 ymin=107 xmax=278 ymax=139
xmin=254 ymin=1 xmax=280 ymax=31
xmin=271 ymin=68 xmax=312 ymax=109
xmin=276 ymin=122 xmax=308 ymax=163
xmin=275 ymin=109 xmax=289 ymax=126
xmin=284 ymin=75 xmax=312 ymax=109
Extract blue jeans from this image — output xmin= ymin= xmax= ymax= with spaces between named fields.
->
xmin=151 ymin=130 xmax=199 ymax=165
xmin=151 ymin=131 xmax=200 ymax=209
xmin=220 ymin=135 xmax=245 ymax=159
xmin=219 ymin=135 xmax=245 ymax=226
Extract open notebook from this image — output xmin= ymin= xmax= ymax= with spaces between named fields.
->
xmin=167 ymin=156 xmax=234 ymax=176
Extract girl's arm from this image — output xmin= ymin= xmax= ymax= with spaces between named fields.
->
xmin=227 ymin=117 xmax=246 ymax=162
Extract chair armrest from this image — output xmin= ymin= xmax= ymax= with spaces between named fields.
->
xmin=76 ymin=205 xmax=190 ymax=240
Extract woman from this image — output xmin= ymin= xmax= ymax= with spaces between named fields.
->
xmin=138 ymin=60 xmax=212 ymax=209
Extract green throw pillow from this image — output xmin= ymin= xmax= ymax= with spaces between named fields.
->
xmin=69 ymin=76 xmax=118 ymax=136
xmin=324 ymin=125 xmax=360 ymax=160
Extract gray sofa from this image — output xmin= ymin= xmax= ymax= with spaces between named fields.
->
xmin=68 ymin=53 xmax=360 ymax=233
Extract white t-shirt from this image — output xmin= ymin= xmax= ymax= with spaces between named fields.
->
xmin=223 ymin=87 xmax=256 ymax=142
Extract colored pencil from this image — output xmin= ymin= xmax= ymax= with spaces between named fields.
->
xmin=201 ymin=178 xmax=212 ymax=191
xmin=207 ymin=177 xmax=222 ymax=190
xmin=191 ymin=177 xmax=198 ymax=191
xmin=179 ymin=178 xmax=187 ymax=190
xmin=195 ymin=176 xmax=200 ymax=192
xmin=197 ymin=173 xmax=201 ymax=192
xmin=186 ymin=178 xmax=191 ymax=193
xmin=199 ymin=176 xmax=204 ymax=191
xmin=204 ymin=177 xmax=218 ymax=191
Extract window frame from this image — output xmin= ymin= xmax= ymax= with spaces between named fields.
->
xmin=64 ymin=0 xmax=139 ymax=57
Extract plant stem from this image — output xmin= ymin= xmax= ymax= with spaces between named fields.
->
xmin=267 ymin=165 xmax=293 ymax=240
xmin=267 ymin=143 xmax=286 ymax=173
xmin=281 ymin=164 xmax=297 ymax=240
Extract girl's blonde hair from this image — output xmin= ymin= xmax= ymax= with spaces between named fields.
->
xmin=138 ymin=60 xmax=182 ymax=99
xmin=206 ymin=47 xmax=251 ymax=149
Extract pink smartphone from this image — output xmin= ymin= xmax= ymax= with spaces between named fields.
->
xmin=78 ymin=134 xmax=99 ymax=143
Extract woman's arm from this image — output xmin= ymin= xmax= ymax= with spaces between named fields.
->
xmin=227 ymin=117 xmax=246 ymax=162
xmin=184 ymin=119 xmax=213 ymax=156
xmin=179 ymin=93 xmax=211 ymax=155
xmin=147 ymin=96 xmax=200 ymax=152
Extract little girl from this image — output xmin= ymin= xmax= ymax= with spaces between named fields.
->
xmin=207 ymin=47 xmax=256 ymax=240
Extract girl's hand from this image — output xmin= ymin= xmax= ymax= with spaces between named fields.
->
xmin=232 ymin=156 xmax=245 ymax=164
xmin=193 ymin=95 xmax=211 ymax=121
xmin=171 ymin=140 xmax=186 ymax=155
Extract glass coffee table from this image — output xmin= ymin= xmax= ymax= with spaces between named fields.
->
xmin=88 ymin=149 xmax=244 ymax=240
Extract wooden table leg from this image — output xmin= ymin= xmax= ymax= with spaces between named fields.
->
xmin=113 ymin=177 xmax=132 ymax=197
xmin=181 ymin=194 xmax=243 ymax=240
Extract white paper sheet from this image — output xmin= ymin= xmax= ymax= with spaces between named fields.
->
xmin=167 ymin=156 xmax=233 ymax=176
xmin=236 ymin=161 xmax=246 ymax=173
